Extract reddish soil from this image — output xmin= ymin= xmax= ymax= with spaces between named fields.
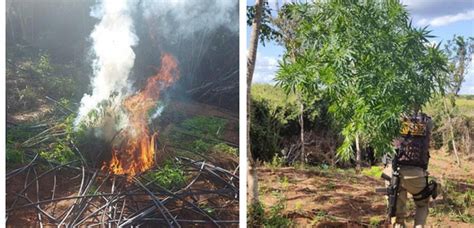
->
xmin=258 ymin=150 xmax=474 ymax=227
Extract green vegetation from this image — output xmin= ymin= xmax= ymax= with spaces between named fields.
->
xmin=166 ymin=115 xmax=238 ymax=158
xmin=211 ymin=143 xmax=238 ymax=156
xmin=247 ymin=201 xmax=265 ymax=227
xmin=265 ymin=191 xmax=292 ymax=227
xmin=265 ymin=154 xmax=286 ymax=169
xmin=247 ymin=191 xmax=293 ymax=227
xmin=6 ymin=144 xmax=24 ymax=166
xmin=250 ymin=84 xmax=296 ymax=161
xmin=252 ymin=83 xmax=298 ymax=112
xmin=310 ymin=210 xmax=337 ymax=226
xmin=430 ymin=180 xmax=474 ymax=223
xmin=251 ymin=84 xmax=333 ymax=161
xmin=181 ymin=115 xmax=227 ymax=138
xmin=361 ymin=166 xmax=383 ymax=178
xmin=368 ymin=216 xmax=383 ymax=227
xmin=191 ymin=139 xmax=213 ymax=152
xmin=456 ymin=97 xmax=474 ymax=117
xmin=39 ymin=139 xmax=76 ymax=164
xmin=275 ymin=1 xmax=448 ymax=161
xmin=7 ymin=49 xmax=86 ymax=112
xmin=145 ymin=160 xmax=187 ymax=190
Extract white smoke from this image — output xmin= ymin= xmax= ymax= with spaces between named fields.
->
xmin=75 ymin=0 xmax=236 ymax=133
xmin=74 ymin=0 xmax=138 ymax=128
xmin=140 ymin=0 xmax=238 ymax=38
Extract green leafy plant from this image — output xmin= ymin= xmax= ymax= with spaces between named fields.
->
xmin=146 ymin=160 xmax=186 ymax=190
xmin=310 ymin=210 xmax=336 ymax=225
xmin=39 ymin=139 xmax=76 ymax=164
xmin=181 ymin=116 xmax=227 ymax=138
xmin=211 ymin=143 xmax=238 ymax=156
xmin=247 ymin=201 xmax=265 ymax=227
xmin=265 ymin=154 xmax=285 ymax=169
xmin=361 ymin=166 xmax=383 ymax=178
xmin=275 ymin=1 xmax=449 ymax=162
xmin=369 ymin=216 xmax=383 ymax=227
xmin=35 ymin=53 xmax=53 ymax=77
xmin=265 ymin=192 xmax=292 ymax=227
xmin=192 ymin=139 xmax=213 ymax=152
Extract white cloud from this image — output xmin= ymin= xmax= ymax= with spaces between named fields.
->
xmin=459 ymin=56 xmax=474 ymax=95
xmin=252 ymin=52 xmax=280 ymax=84
xmin=417 ymin=10 xmax=474 ymax=27
xmin=402 ymin=0 xmax=474 ymax=18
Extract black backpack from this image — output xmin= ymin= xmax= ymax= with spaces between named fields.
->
xmin=394 ymin=113 xmax=431 ymax=170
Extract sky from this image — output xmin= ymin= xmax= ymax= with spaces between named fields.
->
xmin=247 ymin=0 xmax=474 ymax=94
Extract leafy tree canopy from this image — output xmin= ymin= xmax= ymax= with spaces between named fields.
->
xmin=275 ymin=1 xmax=449 ymax=160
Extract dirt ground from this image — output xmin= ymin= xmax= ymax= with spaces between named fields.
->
xmin=258 ymin=150 xmax=474 ymax=227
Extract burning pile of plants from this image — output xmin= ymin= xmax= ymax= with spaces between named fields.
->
xmin=6 ymin=0 xmax=239 ymax=226
xmin=6 ymin=51 xmax=239 ymax=227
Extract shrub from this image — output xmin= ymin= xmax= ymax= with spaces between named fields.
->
xmin=250 ymin=84 xmax=334 ymax=162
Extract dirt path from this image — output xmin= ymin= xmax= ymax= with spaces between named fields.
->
xmin=258 ymin=151 xmax=474 ymax=227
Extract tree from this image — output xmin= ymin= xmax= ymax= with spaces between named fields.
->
xmin=247 ymin=0 xmax=264 ymax=209
xmin=445 ymin=36 xmax=474 ymax=96
xmin=275 ymin=1 xmax=448 ymax=170
xmin=272 ymin=3 xmax=310 ymax=163
xmin=436 ymin=35 xmax=474 ymax=165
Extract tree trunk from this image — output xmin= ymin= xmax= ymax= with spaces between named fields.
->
xmin=444 ymin=98 xmax=461 ymax=166
xmin=247 ymin=0 xmax=264 ymax=205
xmin=355 ymin=134 xmax=361 ymax=172
xmin=298 ymin=93 xmax=305 ymax=163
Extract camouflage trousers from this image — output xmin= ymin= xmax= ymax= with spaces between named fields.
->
xmin=384 ymin=165 xmax=430 ymax=228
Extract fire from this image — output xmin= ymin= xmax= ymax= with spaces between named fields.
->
xmin=104 ymin=53 xmax=179 ymax=177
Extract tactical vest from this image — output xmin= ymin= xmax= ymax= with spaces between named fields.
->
xmin=394 ymin=113 xmax=431 ymax=170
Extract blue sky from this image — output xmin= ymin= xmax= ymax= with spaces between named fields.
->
xmin=248 ymin=0 xmax=474 ymax=94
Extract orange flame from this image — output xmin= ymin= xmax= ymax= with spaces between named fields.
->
xmin=104 ymin=53 xmax=179 ymax=177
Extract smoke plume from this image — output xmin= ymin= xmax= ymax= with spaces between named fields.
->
xmin=75 ymin=0 xmax=237 ymax=135
xmin=140 ymin=0 xmax=238 ymax=39
xmin=74 ymin=0 xmax=138 ymax=129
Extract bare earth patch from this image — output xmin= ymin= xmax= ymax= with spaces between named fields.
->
xmin=258 ymin=150 xmax=474 ymax=227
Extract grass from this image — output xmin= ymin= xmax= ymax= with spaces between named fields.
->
xmin=252 ymin=83 xmax=298 ymax=108
xmin=429 ymin=179 xmax=474 ymax=223
xmin=361 ymin=166 xmax=383 ymax=178
xmin=6 ymin=144 xmax=24 ymax=166
xmin=6 ymin=116 xmax=81 ymax=167
xmin=248 ymin=193 xmax=292 ymax=228
xmin=310 ymin=210 xmax=337 ymax=225
xmin=425 ymin=95 xmax=474 ymax=118
xmin=369 ymin=216 xmax=383 ymax=227
xmin=265 ymin=154 xmax=286 ymax=169
xmin=265 ymin=191 xmax=293 ymax=227
xmin=180 ymin=115 xmax=227 ymax=138
xmin=166 ymin=115 xmax=238 ymax=157
xmin=456 ymin=97 xmax=474 ymax=117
